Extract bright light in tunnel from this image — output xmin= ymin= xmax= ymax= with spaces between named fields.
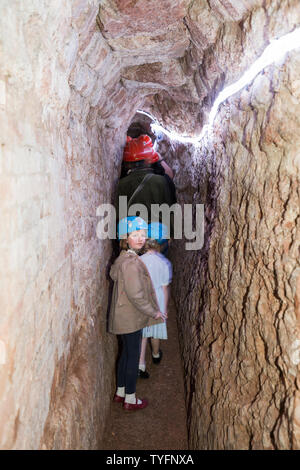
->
xmin=137 ymin=27 xmax=300 ymax=145
xmin=137 ymin=109 xmax=202 ymax=145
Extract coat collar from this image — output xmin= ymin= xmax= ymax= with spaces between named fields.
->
xmin=127 ymin=249 xmax=138 ymax=256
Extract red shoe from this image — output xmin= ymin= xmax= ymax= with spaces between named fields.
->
xmin=113 ymin=394 xmax=125 ymax=403
xmin=123 ymin=398 xmax=148 ymax=411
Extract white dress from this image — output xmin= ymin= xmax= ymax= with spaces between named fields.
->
xmin=140 ymin=251 xmax=172 ymax=339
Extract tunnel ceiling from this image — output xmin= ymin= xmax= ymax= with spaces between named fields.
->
xmin=96 ymin=0 xmax=300 ymax=136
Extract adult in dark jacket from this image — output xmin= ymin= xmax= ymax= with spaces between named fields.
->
xmin=116 ymin=135 xmax=176 ymax=238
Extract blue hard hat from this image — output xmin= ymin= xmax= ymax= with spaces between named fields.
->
xmin=118 ymin=216 xmax=148 ymax=239
xmin=147 ymin=222 xmax=168 ymax=244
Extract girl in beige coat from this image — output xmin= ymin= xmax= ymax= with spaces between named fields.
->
xmin=109 ymin=216 xmax=165 ymax=411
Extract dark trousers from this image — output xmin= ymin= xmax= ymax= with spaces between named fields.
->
xmin=117 ymin=330 xmax=142 ymax=394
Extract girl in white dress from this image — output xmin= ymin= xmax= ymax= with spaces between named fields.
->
xmin=138 ymin=223 xmax=172 ymax=378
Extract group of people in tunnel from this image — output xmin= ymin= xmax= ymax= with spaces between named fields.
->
xmin=108 ymin=126 xmax=176 ymax=411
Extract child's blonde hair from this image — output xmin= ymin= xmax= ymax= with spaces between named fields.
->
xmin=119 ymin=237 xmax=161 ymax=253
xmin=119 ymin=238 xmax=128 ymax=250
xmin=143 ymin=239 xmax=161 ymax=252
xmin=119 ymin=237 xmax=153 ymax=252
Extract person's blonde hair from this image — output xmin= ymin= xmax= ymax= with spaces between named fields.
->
xmin=119 ymin=238 xmax=128 ymax=250
xmin=143 ymin=239 xmax=161 ymax=252
xmin=119 ymin=236 xmax=148 ymax=251
xmin=119 ymin=231 xmax=154 ymax=252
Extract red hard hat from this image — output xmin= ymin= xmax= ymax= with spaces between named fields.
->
xmin=123 ymin=134 xmax=158 ymax=163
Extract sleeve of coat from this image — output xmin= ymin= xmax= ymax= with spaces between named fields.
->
xmin=122 ymin=261 xmax=158 ymax=318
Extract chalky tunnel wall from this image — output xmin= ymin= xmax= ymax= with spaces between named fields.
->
xmin=0 ymin=0 xmax=299 ymax=450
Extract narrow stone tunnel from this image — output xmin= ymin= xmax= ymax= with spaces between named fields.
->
xmin=0 ymin=0 xmax=300 ymax=450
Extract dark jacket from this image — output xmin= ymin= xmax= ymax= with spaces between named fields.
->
xmin=116 ymin=168 xmax=176 ymax=236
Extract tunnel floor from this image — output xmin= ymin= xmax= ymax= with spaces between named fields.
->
xmin=100 ymin=296 xmax=188 ymax=450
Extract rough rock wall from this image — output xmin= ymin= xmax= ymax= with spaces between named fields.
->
xmin=0 ymin=0 xmax=130 ymax=449
xmin=170 ymin=50 xmax=300 ymax=449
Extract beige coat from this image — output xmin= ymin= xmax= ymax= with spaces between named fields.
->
xmin=108 ymin=250 xmax=163 ymax=335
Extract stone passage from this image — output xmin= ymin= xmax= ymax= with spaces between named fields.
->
xmin=1 ymin=0 xmax=300 ymax=451
xmin=100 ymin=297 xmax=188 ymax=450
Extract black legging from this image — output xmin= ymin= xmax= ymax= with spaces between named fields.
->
xmin=117 ymin=330 xmax=142 ymax=394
